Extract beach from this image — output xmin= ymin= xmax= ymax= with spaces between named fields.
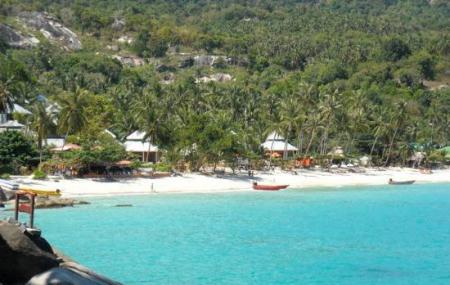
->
xmin=10 ymin=168 xmax=450 ymax=197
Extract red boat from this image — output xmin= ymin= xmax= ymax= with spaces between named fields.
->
xmin=252 ymin=182 xmax=289 ymax=191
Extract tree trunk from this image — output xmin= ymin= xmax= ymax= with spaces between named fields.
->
xmin=369 ymin=131 xmax=380 ymax=166
xmin=305 ymin=129 xmax=316 ymax=155
xmin=384 ymin=127 xmax=399 ymax=166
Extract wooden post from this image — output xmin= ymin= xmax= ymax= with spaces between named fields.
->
xmin=14 ymin=191 xmax=37 ymax=228
xmin=29 ymin=194 xmax=35 ymax=228
xmin=14 ymin=194 xmax=19 ymax=221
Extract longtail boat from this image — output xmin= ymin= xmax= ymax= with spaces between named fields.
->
xmin=388 ymin=179 xmax=415 ymax=185
xmin=252 ymin=182 xmax=288 ymax=191
xmin=19 ymin=187 xmax=61 ymax=196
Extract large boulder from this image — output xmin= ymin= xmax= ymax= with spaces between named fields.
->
xmin=0 ymin=23 xmax=39 ymax=48
xmin=27 ymin=262 xmax=122 ymax=285
xmin=19 ymin=12 xmax=82 ymax=50
xmin=196 ymin=73 xmax=233 ymax=83
xmin=0 ymin=221 xmax=59 ymax=284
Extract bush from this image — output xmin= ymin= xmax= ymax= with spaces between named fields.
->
xmin=0 ymin=173 xmax=11 ymax=180
xmin=130 ymin=160 xmax=143 ymax=169
xmin=32 ymin=169 xmax=47 ymax=180
xmin=154 ymin=162 xmax=171 ymax=172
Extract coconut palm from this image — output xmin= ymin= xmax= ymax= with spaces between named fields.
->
xmin=132 ymin=88 xmax=162 ymax=162
xmin=0 ymin=79 xmax=13 ymax=114
xmin=31 ymin=102 xmax=54 ymax=163
xmin=57 ymin=87 xmax=89 ymax=137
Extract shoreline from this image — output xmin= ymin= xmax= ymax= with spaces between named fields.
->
xmin=8 ymin=167 xmax=450 ymax=198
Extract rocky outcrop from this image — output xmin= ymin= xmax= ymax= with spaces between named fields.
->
xmin=27 ymin=262 xmax=122 ymax=285
xmin=19 ymin=12 xmax=82 ymax=50
xmin=156 ymin=64 xmax=176 ymax=73
xmin=160 ymin=73 xmax=175 ymax=85
xmin=35 ymin=197 xmax=90 ymax=209
xmin=0 ymin=220 xmax=122 ymax=284
xmin=111 ymin=18 xmax=125 ymax=31
xmin=0 ymin=221 xmax=59 ymax=284
xmin=112 ymin=54 xmax=145 ymax=67
xmin=0 ymin=23 xmax=40 ymax=48
xmin=196 ymin=73 xmax=233 ymax=83
xmin=117 ymin=35 xmax=133 ymax=44
xmin=179 ymin=57 xmax=194 ymax=68
xmin=193 ymin=55 xmax=232 ymax=67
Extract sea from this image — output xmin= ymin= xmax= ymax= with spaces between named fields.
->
xmin=2 ymin=183 xmax=450 ymax=285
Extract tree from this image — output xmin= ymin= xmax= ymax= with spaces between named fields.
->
xmin=57 ymin=87 xmax=89 ymax=136
xmin=0 ymin=79 xmax=13 ymax=113
xmin=0 ymin=131 xmax=36 ymax=173
xmin=382 ymin=38 xmax=411 ymax=61
xmin=30 ymin=102 xmax=54 ymax=163
xmin=132 ymin=87 xmax=163 ymax=162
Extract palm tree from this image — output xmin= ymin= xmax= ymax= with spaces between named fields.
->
xmin=57 ymin=87 xmax=89 ymax=141
xmin=31 ymin=102 xmax=54 ymax=163
xmin=132 ymin=88 xmax=162 ymax=162
xmin=278 ymin=94 xmax=304 ymax=160
xmin=0 ymin=79 xmax=14 ymax=114
xmin=369 ymin=106 xmax=388 ymax=165
xmin=383 ymin=101 xmax=408 ymax=166
xmin=317 ymin=89 xmax=342 ymax=155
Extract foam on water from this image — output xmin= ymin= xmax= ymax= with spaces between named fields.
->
xmin=3 ymin=183 xmax=450 ymax=284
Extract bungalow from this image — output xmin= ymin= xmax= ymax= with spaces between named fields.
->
xmin=124 ymin=131 xmax=160 ymax=163
xmin=0 ymin=120 xmax=25 ymax=133
xmin=261 ymin=132 xmax=298 ymax=158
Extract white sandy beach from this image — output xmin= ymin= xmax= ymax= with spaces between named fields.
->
xmin=9 ymin=167 xmax=450 ymax=198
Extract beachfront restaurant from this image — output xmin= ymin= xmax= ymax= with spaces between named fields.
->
xmin=261 ymin=132 xmax=298 ymax=159
xmin=124 ymin=131 xmax=160 ymax=163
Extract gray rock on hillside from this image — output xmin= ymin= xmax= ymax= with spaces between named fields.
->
xmin=0 ymin=221 xmax=59 ymax=284
xmin=19 ymin=12 xmax=82 ymax=50
xmin=0 ymin=23 xmax=40 ymax=48
xmin=193 ymin=55 xmax=232 ymax=67
xmin=196 ymin=73 xmax=233 ymax=83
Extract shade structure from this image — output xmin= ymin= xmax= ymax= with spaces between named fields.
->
xmin=261 ymin=140 xmax=298 ymax=152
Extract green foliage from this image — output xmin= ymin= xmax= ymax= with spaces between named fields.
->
xmin=0 ymin=0 xmax=449 ymax=169
xmin=0 ymin=173 xmax=11 ymax=179
xmin=382 ymin=38 xmax=411 ymax=62
xmin=32 ymin=169 xmax=47 ymax=179
xmin=154 ymin=162 xmax=171 ymax=172
xmin=0 ymin=131 xmax=36 ymax=169
xmin=133 ymin=30 xmax=168 ymax=58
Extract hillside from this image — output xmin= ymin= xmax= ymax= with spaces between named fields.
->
xmin=0 ymin=0 xmax=449 ymax=169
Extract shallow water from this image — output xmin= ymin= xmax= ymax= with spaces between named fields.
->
xmin=3 ymin=183 xmax=450 ymax=284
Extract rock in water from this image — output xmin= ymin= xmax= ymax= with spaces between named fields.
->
xmin=0 ymin=221 xmax=59 ymax=284
xmin=27 ymin=263 xmax=123 ymax=285
xmin=34 ymin=197 xmax=90 ymax=209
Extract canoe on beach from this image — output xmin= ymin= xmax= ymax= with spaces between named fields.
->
xmin=18 ymin=187 xmax=61 ymax=196
xmin=388 ymin=179 xmax=415 ymax=185
xmin=252 ymin=182 xmax=288 ymax=191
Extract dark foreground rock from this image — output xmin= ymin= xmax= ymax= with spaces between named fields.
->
xmin=0 ymin=221 xmax=59 ymax=284
xmin=0 ymin=221 xmax=122 ymax=284
xmin=27 ymin=262 xmax=121 ymax=285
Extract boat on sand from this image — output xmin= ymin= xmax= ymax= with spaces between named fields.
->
xmin=388 ymin=179 xmax=415 ymax=185
xmin=252 ymin=182 xmax=288 ymax=191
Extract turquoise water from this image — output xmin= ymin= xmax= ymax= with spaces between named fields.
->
xmin=3 ymin=183 xmax=450 ymax=284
